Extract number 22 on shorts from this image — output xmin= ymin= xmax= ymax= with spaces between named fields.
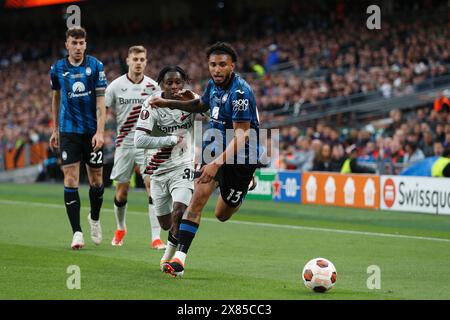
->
xmin=90 ymin=151 xmax=103 ymax=164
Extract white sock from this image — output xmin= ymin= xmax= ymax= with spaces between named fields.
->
xmin=114 ymin=203 xmax=127 ymax=230
xmin=161 ymin=241 xmax=177 ymax=262
xmin=174 ymin=251 xmax=187 ymax=266
xmin=148 ymin=204 xmax=161 ymax=241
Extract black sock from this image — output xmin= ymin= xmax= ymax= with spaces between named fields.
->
xmin=64 ymin=187 xmax=81 ymax=233
xmin=168 ymin=231 xmax=178 ymax=246
xmin=89 ymin=185 xmax=104 ymax=221
xmin=177 ymin=219 xmax=199 ymax=254
xmin=114 ymin=197 xmax=127 ymax=208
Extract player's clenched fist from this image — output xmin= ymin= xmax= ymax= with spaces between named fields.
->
xmin=91 ymin=132 xmax=104 ymax=152
xmin=49 ymin=130 xmax=59 ymax=150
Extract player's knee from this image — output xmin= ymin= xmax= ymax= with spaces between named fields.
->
xmin=158 ymin=216 xmax=171 ymax=230
xmin=173 ymin=208 xmax=184 ymax=219
xmin=88 ymin=169 xmax=103 ymax=186
xmin=90 ymin=181 xmax=103 ymax=189
xmin=172 ymin=208 xmax=184 ymax=225
xmin=161 ymin=223 xmax=171 ymax=231
xmin=116 ymin=188 xmax=128 ymax=202
xmin=64 ymin=175 xmax=78 ymax=187
xmin=172 ymin=203 xmax=186 ymax=219
xmin=215 ymin=212 xmax=231 ymax=222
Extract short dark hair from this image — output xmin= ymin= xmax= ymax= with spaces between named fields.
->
xmin=66 ymin=26 xmax=87 ymax=40
xmin=206 ymin=42 xmax=237 ymax=62
xmin=405 ymin=141 xmax=417 ymax=151
xmin=156 ymin=65 xmax=190 ymax=84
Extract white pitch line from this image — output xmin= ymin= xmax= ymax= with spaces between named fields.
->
xmin=1 ymin=199 xmax=450 ymax=244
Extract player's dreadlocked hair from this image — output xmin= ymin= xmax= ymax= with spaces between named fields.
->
xmin=156 ymin=65 xmax=190 ymax=84
xmin=206 ymin=42 xmax=237 ymax=62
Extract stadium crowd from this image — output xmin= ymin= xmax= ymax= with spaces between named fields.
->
xmin=277 ymin=106 xmax=450 ymax=174
xmin=1 ymin=0 xmax=449 ymax=176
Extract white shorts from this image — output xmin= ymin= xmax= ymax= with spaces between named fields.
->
xmin=110 ymin=147 xmax=147 ymax=183
xmin=151 ymin=166 xmax=194 ymax=217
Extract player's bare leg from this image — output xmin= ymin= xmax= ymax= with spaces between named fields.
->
xmin=159 ymin=201 xmax=186 ymax=269
xmin=111 ymin=182 xmax=129 ymax=246
xmin=214 ymin=196 xmax=241 ymax=222
xmin=62 ymin=162 xmax=84 ymax=249
xmin=162 ymin=180 xmax=217 ymax=277
xmin=86 ymin=165 xmax=104 ymax=245
xmin=215 ymin=174 xmax=256 ymax=221
xmin=145 ymin=176 xmax=165 ymax=249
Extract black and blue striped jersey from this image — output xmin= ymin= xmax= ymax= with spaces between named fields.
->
xmin=201 ymin=73 xmax=260 ymax=164
xmin=50 ymin=55 xmax=107 ymax=134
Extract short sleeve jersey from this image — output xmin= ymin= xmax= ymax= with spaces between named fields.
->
xmin=50 ymin=55 xmax=107 ymax=134
xmin=201 ymin=73 xmax=260 ymax=164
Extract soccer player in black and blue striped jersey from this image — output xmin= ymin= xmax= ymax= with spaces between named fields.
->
xmin=49 ymin=27 xmax=107 ymax=249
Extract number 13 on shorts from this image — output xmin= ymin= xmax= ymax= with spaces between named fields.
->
xmin=226 ymin=189 xmax=243 ymax=204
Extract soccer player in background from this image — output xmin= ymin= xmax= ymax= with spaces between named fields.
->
xmin=49 ymin=27 xmax=107 ymax=249
xmin=148 ymin=42 xmax=261 ymax=277
xmin=134 ymin=66 xmax=197 ymax=274
xmin=105 ymin=45 xmax=165 ymax=249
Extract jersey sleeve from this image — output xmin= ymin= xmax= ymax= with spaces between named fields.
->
xmin=135 ymin=99 xmax=157 ymax=133
xmin=105 ymin=81 xmax=115 ymax=109
xmin=94 ymin=60 xmax=108 ymax=95
xmin=200 ymin=81 xmax=212 ymax=107
xmin=49 ymin=64 xmax=60 ymax=91
xmin=231 ymin=86 xmax=253 ymax=122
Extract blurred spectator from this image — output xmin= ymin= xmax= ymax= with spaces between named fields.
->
xmin=403 ymin=141 xmax=425 ymax=166
xmin=434 ymin=141 xmax=445 ymax=156
xmin=330 ymin=144 xmax=346 ymax=172
xmin=283 ymin=136 xmax=314 ymax=171
xmin=420 ymin=131 xmax=436 ymax=157
xmin=312 ymin=143 xmax=333 ymax=172
xmin=433 ymin=89 xmax=450 ymax=113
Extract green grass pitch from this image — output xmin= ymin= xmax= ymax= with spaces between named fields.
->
xmin=1 ymin=183 xmax=449 ymax=300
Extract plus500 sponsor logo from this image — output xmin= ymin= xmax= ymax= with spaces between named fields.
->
xmin=232 ymin=99 xmax=249 ymax=111
xmin=397 ymin=182 xmax=450 ymax=214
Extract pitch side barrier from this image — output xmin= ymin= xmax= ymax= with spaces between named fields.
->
xmin=247 ymin=170 xmax=450 ymax=216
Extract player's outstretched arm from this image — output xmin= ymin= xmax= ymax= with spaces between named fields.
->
xmin=134 ymin=129 xmax=181 ymax=149
xmin=49 ymin=90 xmax=61 ymax=150
xmin=148 ymin=94 xmax=208 ymax=113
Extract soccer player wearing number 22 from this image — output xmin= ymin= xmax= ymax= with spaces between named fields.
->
xmin=49 ymin=27 xmax=107 ymax=249
xmin=149 ymin=42 xmax=260 ymax=277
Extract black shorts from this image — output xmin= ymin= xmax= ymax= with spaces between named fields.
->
xmin=59 ymin=133 xmax=103 ymax=168
xmin=214 ymin=164 xmax=257 ymax=208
